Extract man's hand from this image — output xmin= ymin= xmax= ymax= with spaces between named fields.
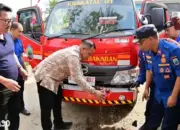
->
xmin=19 ymin=67 xmax=28 ymax=80
xmin=94 ymin=90 xmax=105 ymax=101
xmin=2 ymin=78 xmax=20 ymax=92
xmin=142 ymin=88 xmax=149 ymax=101
xmin=167 ymin=95 xmax=178 ymax=107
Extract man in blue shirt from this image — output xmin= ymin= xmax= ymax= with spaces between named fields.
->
xmin=164 ymin=21 xmax=180 ymax=43
xmin=0 ymin=4 xmax=28 ymax=130
xmin=135 ymin=24 xmax=180 ymax=130
xmin=10 ymin=22 xmax=30 ymax=116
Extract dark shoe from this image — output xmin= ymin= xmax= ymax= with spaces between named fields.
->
xmin=21 ymin=109 xmax=31 ymax=116
xmin=54 ymin=121 xmax=73 ymax=130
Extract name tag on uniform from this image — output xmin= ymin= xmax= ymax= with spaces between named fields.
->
xmin=158 ymin=64 xmax=170 ymax=67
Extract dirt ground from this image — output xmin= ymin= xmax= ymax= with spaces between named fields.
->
xmin=18 ymin=67 xmax=180 ymax=130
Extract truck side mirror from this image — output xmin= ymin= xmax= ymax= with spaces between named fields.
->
xmin=141 ymin=1 xmax=167 ymax=32
xmin=151 ymin=8 xmax=165 ymax=31
xmin=143 ymin=8 xmax=165 ymax=32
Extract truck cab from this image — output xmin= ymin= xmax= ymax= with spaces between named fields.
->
xmin=17 ymin=0 xmax=168 ymax=106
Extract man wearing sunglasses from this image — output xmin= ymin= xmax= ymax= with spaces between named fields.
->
xmin=0 ymin=3 xmax=28 ymax=130
xmin=135 ymin=24 xmax=180 ymax=130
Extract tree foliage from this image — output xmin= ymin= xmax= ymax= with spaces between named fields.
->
xmin=45 ymin=0 xmax=58 ymax=15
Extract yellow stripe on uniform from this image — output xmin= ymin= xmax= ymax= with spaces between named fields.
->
xmin=64 ymin=97 xmax=69 ymax=101
xmin=82 ymin=99 xmax=87 ymax=103
xmin=70 ymin=97 xmax=75 ymax=102
xmin=114 ymin=100 xmax=120 ymax=105
xmin=88 ymin=99 xmax=93 ymax=104
xmin=76 ymin=98 xmax=81 ymax=102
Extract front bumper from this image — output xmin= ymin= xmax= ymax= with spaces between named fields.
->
xmin=62 ymin=84 xmax=138 ymax=106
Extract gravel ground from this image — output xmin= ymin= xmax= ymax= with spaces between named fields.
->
xmin=18 ymin=66 xmax=180 ymax=130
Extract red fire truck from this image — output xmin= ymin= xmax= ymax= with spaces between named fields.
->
xmin=16 ymin=0 xmax=168 ymax=106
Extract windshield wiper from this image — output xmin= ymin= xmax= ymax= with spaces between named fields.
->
xmin=82 ymin=28 xmax=133 ymax=40
xmin=47 ymin=33 xmax=90 ymax=40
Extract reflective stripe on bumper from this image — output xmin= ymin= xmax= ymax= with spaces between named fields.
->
xmin=63 ymin=96 xmax=133 ymax=105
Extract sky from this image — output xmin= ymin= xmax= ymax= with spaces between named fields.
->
xmin=0 ymin=0 xmax=49 ymax=16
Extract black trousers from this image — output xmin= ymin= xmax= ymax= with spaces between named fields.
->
xmin=0 ymin=86 xmax=20 ymax=130
xmin=147 ymin=99 xmax=180 ymax=130
xmin=17 ymin=76 xmax=25 ymax=110
xmin=37 ymin=82 xmax=63 ymax=130
xmin=144 ymin=87 xmax=155 ymax=124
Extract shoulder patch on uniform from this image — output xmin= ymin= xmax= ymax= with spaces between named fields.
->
xmin=172 ymin=56 xmax=180 ymax=66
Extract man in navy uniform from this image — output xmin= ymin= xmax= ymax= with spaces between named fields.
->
xmin=135 ymin=24 xmax=180 ymax=130
xmin=132 ymin=49 xmax=156 ymax=130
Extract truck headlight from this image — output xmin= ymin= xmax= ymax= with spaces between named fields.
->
xmin=110 ymin=67 xmax=139 ymax=85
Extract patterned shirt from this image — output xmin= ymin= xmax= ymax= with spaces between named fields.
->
xmin=33 ymin=45 xmax=95 ymax=94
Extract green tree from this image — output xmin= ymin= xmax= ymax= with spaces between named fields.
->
xmin=45 ymin=0 xmax=58 ymax=17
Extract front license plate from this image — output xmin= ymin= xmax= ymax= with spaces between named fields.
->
xmin=68 ymin=76 xmax=95 ymax=86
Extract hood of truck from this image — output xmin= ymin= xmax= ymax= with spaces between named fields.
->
xmin=43 ymin=36 xmax=138 ymax=66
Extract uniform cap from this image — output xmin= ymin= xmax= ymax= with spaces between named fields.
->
xmin=134 ymin=24 xmax=158 ymax=43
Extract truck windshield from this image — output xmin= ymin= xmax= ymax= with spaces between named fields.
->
xmin=45 ymin=0 xmax=136 ymax=38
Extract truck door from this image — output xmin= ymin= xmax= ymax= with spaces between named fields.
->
xmin=17 ymin=6 xmax=43 ymax=68
xmin=140 ymin=0 xmax=169 ymax=38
